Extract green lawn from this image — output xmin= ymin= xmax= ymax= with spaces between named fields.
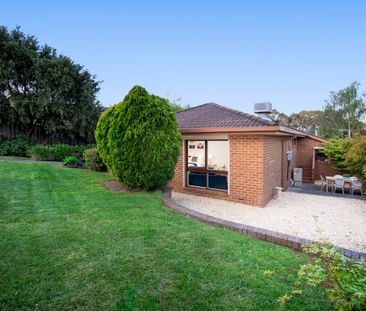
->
xmin=0 ymin=163 xmax=332 ymax=310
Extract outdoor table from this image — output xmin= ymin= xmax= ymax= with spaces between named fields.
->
xmin=325 ymin=176 xmax=353 ymax=193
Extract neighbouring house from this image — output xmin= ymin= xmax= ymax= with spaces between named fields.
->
xmin=168 ymin=103 xmax=338 ymax=207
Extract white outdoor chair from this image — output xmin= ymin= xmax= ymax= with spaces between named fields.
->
xmin=320 ymin=175 xmax=326 ymax=191
xmin=351 ymin=180 xmax=363 ymax=196
xmin=333 ymin=178 xmax=345 ymax=194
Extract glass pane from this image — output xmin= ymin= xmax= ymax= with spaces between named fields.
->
xmin=208 ymin=174 xmax=228 ymax=190
xmin=187 ymin=141 xmax=205 ymax=167
xmin=188 ymin=171 xmax=207 ymax=187
xmin=207 ymin=141 xmax=228 ymax=171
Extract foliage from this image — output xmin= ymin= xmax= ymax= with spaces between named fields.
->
xmin=168 ymin=98 xmax=190 ymax=113
xmin=0 ymin=163 xmax=331 ymax=310
xmin=322 ymin=82 xmax=366 ymax=138
xmin=0 ymin=26 xmax=102 ymax=144
xmin=83 ymin=147 xmax=106 ymax=171
xmin=28 ymin=144 xmax=87 ymax=161
xmin=344 ymin=135 xmax=366 ymax=179
xmin=323 ymin=135 xmax=366 ymax=178
xmin=94 ymin=104 xmax=117 ymax=171
xmin=63 ymin=156 xmax=81 ymax=168
xmin=278 ymin=243 xmax=366 ymax=311
xmin=0 ymin=137 xmax=35 ymax=157
xmin=323 ymin=138 xmax=349 ymax=171
xmin=96 ymin=85 xmax=181 ymax=190
xmin=270 ymin=109 xmax=322 ymax=135
xmin=270 ymin=82 xmax=366 ymax=138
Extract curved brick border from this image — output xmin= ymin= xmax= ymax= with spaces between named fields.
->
xmin=163 ymin=188 xmax=366 ymax=261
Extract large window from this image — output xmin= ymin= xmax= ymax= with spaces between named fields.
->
xmin=186 ymin=140 xmax=228 ymax=191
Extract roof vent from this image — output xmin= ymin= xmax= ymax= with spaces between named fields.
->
xmin=254 ymin=102 xmax=272 ymax=114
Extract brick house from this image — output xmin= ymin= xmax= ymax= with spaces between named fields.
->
xmin=168 ymin=103 xmax=332 ymax=207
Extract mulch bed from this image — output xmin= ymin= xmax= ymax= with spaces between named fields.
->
xmin=102 ymin=180 xmax=128 ymax=192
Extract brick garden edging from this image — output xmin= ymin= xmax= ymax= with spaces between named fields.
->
xmin=163 ymin=188 xmax=366 ymax=261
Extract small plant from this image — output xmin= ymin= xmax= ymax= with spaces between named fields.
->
xmin=83 ymin=148 xmax=106 ymax=171
xmin=278 ymin=243 xmax=366 ymax=311
xmin=63 ymin=156 xmax=82 ymax=168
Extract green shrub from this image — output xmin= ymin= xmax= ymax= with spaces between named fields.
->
xmin=278 ymin=243 xmax=366 ymax=310
xmin=83 ymin=147 xmax=106 ymax=171
xmin=95 ymin=85 xmax=181 ymax=190
xmin=63 ymin=156 xmax=80 ymax=167
xmin=324 ymin=135 xmax=366 ymax=178
xmin=95 ymin=104 xmax=117 ymax=171
xmin=29 ymin=144 xmax=87 ymax=161
xmin=0 ymin=137 xmax=35 ymax=157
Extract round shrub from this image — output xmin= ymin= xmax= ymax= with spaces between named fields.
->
xmin=83 ymin=147 xmax=106 ymax=171
xmin=95 ymin=85 xmax=181 ymax=189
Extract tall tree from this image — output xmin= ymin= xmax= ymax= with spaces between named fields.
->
xmin=323 ymin=82 xmax=366 ymax=137
xmin=0 ymin=26 xmax=102 ymax=143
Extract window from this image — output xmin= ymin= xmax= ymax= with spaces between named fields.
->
xmin=187 ymin=140 xmax=205 ymax=167
xmin=186 ymin=140 xmax=228 ymax=191
xmin=315 ymin=149 xmax=328 ymax=162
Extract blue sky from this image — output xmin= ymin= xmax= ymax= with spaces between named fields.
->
xmin=1 ymin=0 xmax=365 ymax=114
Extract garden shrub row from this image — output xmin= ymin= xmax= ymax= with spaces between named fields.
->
xmin=0 ymin=137 xmax=36 ymax=157
xmin=28 ymin=144 xmax=88 ymax=161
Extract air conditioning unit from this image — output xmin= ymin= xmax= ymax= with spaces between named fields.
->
xmin=293 ymin=167 xmax=303 ymax=187
xmin=254 ymin=102 xmax=272 ymax=114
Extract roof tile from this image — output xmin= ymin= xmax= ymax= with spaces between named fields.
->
xmin=176 ymin=103 xmax=273 ymax=129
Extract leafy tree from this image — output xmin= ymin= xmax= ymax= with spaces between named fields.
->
xmin=323 ymin=82 xmax=366 ymax=138
xmin=269 ymin=109 xmax=290 ymax=125
xmin=344 ymin=135 xmax=366 ymax=178
xmin=323 ymin=138 xmax=349 ymax=171
xmin=270 ymin=109 xmax=322 ymax=135
xmin=323 ymin=135 xmax=366 ymax=178
xmin=96 ymin=85 xmax=181 ymax=190
xmin=0 ymin=26 xmax=102 ymax=143
xmin=168 ymin=98 xmax=190 ymax=113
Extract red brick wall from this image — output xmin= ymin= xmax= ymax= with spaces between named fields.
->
xmin=314 ymin=160 xmax=342 ymax=180
xmin=296 ymin=137 xmax=322 ymax=182
xmin=168 ymin=140 xmax=185 ymax=191
xmin=263 ymin=136 xmax=282 ymax=205
xmin=169 ymin=135 xmax=284 ymax=207
xmin=229 ymin=135 xmax=265 ymax=206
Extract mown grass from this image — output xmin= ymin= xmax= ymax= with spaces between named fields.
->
xmin=0 ymin=163 xmax=332 ymax=310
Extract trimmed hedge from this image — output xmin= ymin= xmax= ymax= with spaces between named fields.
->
xmin=95 ymin=85 xmax=181 ymax=190
xmin=29 ymin=144 xmax=88 ymax=161
xmin=83 ymin=147 xmax=106 ymax=171
xmin=0 ymin=137 xmax=36 ymax=157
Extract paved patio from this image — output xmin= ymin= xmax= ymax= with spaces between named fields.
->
xmin=172 ymin=191 xmax=366 ymax=253
xmin=288 ymin=182 xmax=365 ymax=200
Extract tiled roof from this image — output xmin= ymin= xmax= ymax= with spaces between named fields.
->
xmin=176 ymin=103 xmax=273 ymax=129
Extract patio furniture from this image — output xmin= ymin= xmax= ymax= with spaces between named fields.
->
xmin=333 ymin=178 xmax=345 ymax=194
xmin=325 ymin=176 xmax=353 ymax=193
xmin=320 ymin=175 xmax=326 ymax=191
xmin=351 ymin=180 xmax=363 ymax=196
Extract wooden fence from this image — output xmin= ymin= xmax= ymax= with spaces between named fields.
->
xmin=0 ymin=123 xmax=90 ymax=145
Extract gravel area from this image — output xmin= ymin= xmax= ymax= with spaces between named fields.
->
xmin=172 ymin=191 xmax=366 ymax=252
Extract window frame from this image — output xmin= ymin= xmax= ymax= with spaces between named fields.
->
xmin=185 ymin=139 xmax=229 ymax=191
